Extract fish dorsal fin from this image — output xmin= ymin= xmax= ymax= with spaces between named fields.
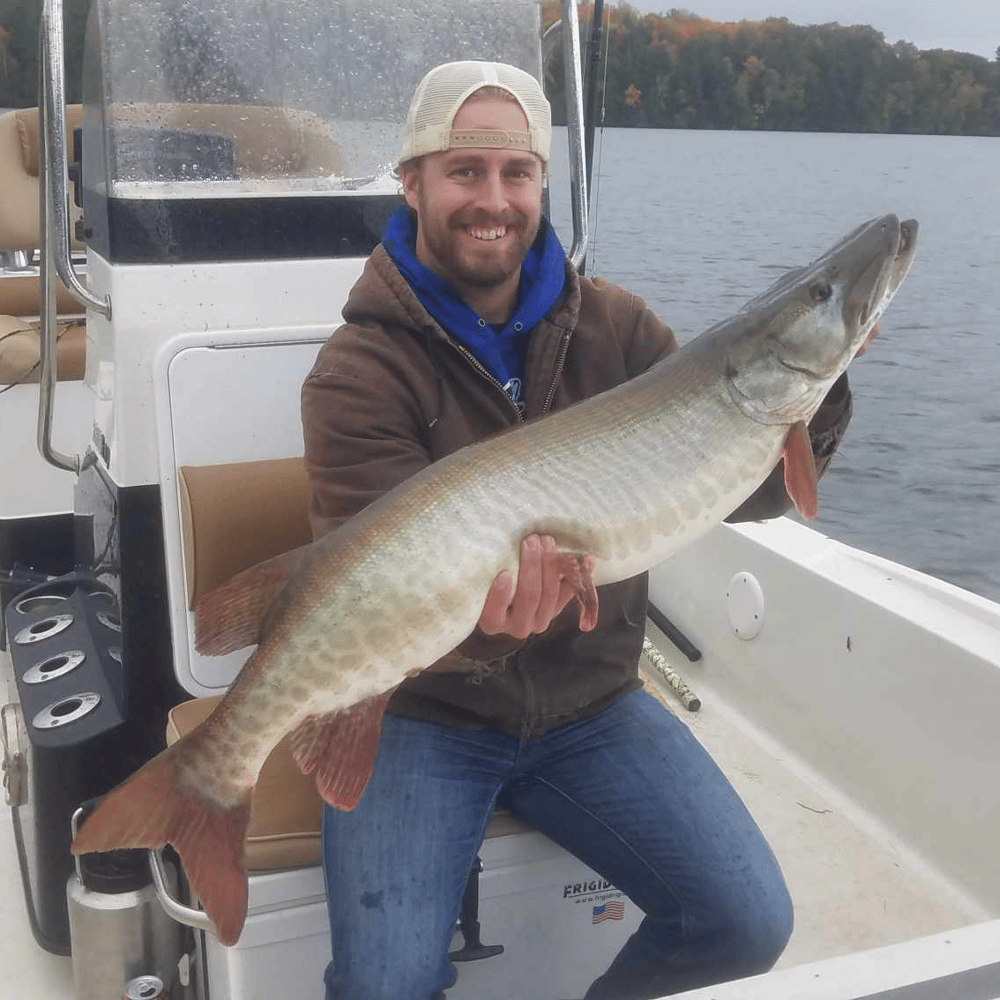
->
xmin=782 ymin=420 xmax=819 ymax=519
xmin=194 ymin=545 xmax=310 ymax=655
xmin=289 ymin=688 xmax=397 ymax=811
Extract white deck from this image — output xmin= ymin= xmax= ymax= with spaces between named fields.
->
xmin=1 ymin=797 xmax=75 ymax=996
xmin=640 ymin=632 xmax=986 ymax=970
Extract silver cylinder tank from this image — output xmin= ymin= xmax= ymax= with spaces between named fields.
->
xmin=67 ymin=848 xmax=182 ymax=1000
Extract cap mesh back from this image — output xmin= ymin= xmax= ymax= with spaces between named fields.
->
xmin=400 ymin=61 xmax=551 ymax=165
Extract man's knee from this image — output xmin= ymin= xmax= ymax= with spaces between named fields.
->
xmin=716 ymin=880 xmax=794 ymax=977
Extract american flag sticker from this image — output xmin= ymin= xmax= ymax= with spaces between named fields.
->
xmin=592 ymin=900 xmax=625 ymax=923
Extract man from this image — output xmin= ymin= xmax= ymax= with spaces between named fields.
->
xmin=302 ymin=61 xmax=851 ymax=1000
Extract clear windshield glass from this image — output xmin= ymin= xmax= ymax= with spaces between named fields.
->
xmin=83 ymin=0 xmax=543 ymax=197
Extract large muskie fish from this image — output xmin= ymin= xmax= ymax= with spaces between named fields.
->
xmin=73 ymin=213 xmax=918 ymax=944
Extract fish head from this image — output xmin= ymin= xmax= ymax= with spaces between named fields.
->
xmin=725 ymin=214 xmax=917 ymax=426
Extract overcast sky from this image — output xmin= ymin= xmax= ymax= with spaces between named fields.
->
xmin=626 ymin=1 xmax=1000 ymax=61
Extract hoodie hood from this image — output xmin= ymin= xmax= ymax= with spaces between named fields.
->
xmin=363 ymin=206 xmax=567 ymax=409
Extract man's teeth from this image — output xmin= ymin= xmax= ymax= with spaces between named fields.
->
xmin=468 ymin=226 xmax=507 ymax=241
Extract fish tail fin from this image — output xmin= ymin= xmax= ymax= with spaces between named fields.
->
xmin=71 ymin=740 xmax=252 ymax=946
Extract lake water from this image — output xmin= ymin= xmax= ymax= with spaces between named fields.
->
xmin=548 ymin=128 xmax=1000 ymax=603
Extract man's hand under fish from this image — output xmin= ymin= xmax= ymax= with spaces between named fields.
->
xmin=479 ymin=534 xmax=598 ymax=638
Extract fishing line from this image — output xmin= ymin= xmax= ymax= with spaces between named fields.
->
xmin=0 ymin=320 xmax=85 ymax=394
xmin=0 ymin=325 xmax=41 ymax=394
xmin=588 ymin=1 xmax=611 ymax=275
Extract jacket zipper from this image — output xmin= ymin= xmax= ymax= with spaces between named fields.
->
xmin=448 ymin=339 xmax=525 ymax=423
xmin=541 ymin=330 xmax=572 ymax=415
xmin=439 ymin=326 xmax=572 ymax=422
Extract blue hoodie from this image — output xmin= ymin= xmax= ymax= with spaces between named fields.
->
xmin=382 ymin=206 xmax=567 ymax=412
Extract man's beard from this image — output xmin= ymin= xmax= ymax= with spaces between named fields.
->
xmin=424 ymin=212 xmax=539 ymax=289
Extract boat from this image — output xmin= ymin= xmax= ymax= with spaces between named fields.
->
xmin=2 ymin=0 xmax=999 ymax=998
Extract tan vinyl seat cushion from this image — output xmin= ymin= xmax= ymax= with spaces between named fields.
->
xmin=179 ymin=458 xmax=314 ymax=607
xmin=111 ymin=103 xmax=344 ymax=179
xmin=0 ymin=106 xmax=88 ymax=378
xmin=167 ymin=696 xmax=323 ymax=871
xmin=0 ymin=106 xmax=84 ymax=252
xmin=0 ymin=316 xmax=86 ymax=384
xmin=0 ymin=271 xmax=81 ymax=317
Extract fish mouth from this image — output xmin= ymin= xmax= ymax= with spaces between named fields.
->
xmin=847 ymin=216 xmax=919 ymax=344
xmin=826 ymin=213 xmax=906 ymax=354
xmin=888 ymin=218 xmax=919 ymax=293
xmin=897 ymin=220 xmax=915 ymax=258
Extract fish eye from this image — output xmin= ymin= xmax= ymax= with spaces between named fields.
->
xmin=809 ymin=281 xmax=832 ymax=302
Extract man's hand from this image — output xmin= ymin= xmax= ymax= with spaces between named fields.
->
xmin=478 ymin=534 xmax=597 ymax=638
xmin=856 ymin=322 xmax=880 ymax=357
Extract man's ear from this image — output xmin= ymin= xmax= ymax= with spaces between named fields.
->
xmin=400 ymin=163 xmax=420 ymax=211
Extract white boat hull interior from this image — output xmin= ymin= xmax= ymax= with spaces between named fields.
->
xmin=0 ymin=383 xmax=89 ymax=519
xmin=652 ymin=519 xmax=1000 ymax=917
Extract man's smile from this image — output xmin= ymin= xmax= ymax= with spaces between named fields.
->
xmin=464 ymin=225 xmax=510 ymax=242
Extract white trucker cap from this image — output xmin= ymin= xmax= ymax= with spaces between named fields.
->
xmin=398 ymin=61 xmax=551 ymax=166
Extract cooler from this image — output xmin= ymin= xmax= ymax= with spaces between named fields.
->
xmin=202 ymin=827 xmax=641 ymax=1000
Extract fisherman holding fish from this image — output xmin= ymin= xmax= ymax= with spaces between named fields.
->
xmin=300 ymin=62 xmax=853 ymax=999
xmin=72 ymin=59 xmax=915 ymax=996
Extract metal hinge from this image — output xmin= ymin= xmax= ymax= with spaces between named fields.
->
xmin=2 ymin=703 xmax=27 ymax=807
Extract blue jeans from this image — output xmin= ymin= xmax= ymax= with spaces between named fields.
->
xmin=321 ymin=689 xmax=793 ymax=999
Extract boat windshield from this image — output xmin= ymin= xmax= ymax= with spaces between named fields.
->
xmin=82 ymin=0 xmax=544 ymax=198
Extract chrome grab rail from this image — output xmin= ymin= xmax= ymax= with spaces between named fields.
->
xmin=39 ymin=0 xmax=110 ymax=318
xmin=560 ymin=0 xmax=590 ymax=271
xmin=36 ymin=139 xmax=80 ymax=473
xmin=37 ymin=0 xmax=107 ymax=473
xmin=149 ymin=848 xmax=215 ymax=934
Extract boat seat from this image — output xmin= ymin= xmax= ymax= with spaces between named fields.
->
xmin=173 ymin=458 xmax=532 ymax=873
xmin=0 ymin=105 xmax=85 ymax=255
xmin=0 ymin=106 xmax=87 ymax=387
xmin=111 ymin=102 xmax=344 ymax=180
xmin=0 ymin=316 xmax=86 ymax=384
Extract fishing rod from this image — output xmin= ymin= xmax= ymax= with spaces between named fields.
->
xmin=579 ymin=0 xmax=609 ymax=276
xmin=582 ymin=0 xmax=605 ymax=210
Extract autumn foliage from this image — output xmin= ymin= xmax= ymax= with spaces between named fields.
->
xmin=547 ymin=4 xmax=1000 ymax=136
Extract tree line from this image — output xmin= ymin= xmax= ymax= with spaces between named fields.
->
xmin=3 ymin=1 xmax=999 ymax=136
xmin=546 ymin=6 xmax=1000 ymax=136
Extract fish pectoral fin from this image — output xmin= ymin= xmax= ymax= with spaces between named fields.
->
xmin=556 ymin=552 xmax=600 ymax=632
xmin=289 ymin=689 xmax=397 ymax=811
xmin=782 ymin=420 xmax=819 ymax=519
xmin=195 ymin=545 xmax=310 ymax=656
xmin=70 ymin=739 xmax=252 ymax=947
